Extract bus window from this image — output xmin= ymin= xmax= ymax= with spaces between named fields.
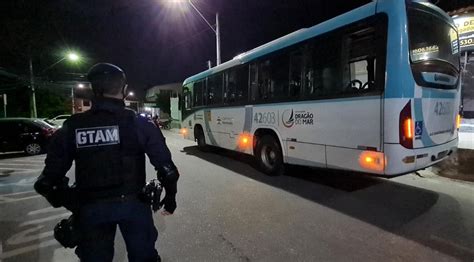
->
xmin=194 ymin=81 xmax=204 ymax=107
xmin=289 ymin=51 xmax=303 ymax=98
xmin=303 ymin=45 xmax=315 ymax=96
xmin=309 ymin=33 xmax=346 ymax=97
xmin=250 ymin=63 xmax=258 ymax=102
xmin=258 ymin=60 xmax=272 ymax=101
xmin=270 ymin=54 xmax=290 ymax=100
xmin=256 ymin=54 xmax=289 ymax=102
xmin=207 ymin=74 xmax=223 ymax=105
xmin=183 ymin=84 xmax=192 ymax=110
xmin=224 ymin=70 xmax=236 ymax=104
xmin=345 ymin=27 xmax=377 ymax=92
xmin=224 ymin=66 xmax=248 ymax=104
xmin=236 ymin=66 xmax=249 ymax=102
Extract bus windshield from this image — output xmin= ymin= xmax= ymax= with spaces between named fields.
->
xmin=408 ymin=8 xmax=460 ymax=71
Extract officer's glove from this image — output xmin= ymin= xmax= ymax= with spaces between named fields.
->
xmin=160 ymin=193 xmax=177 ymax=214
xmin=35 ymin=175 xmax=69 ymax=208
xmin=156 ymin=163 xmax=180 ymax=214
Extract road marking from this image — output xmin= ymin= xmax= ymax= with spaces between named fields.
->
xmin=0 ymin=190 xmax=35 ymax=197
xmin=0 ymin=195 xmax=41 ymax=204
xmin=0 ymin=159 xmax=44 ymax=163
xmin=7 ymin=226 xmax=54 ymax=245
xmin=0 ymin=167 xmax=38 ymax=171
xmin=19 ymin=212 xmax=71 ymax=227
xmin=0 ymin=162 xmax=43 ymax=165
xmin=28 ymin=206 xmax=63 ymax=216
xmin=0 ymin=239 xmax=58 ymax=260
xmin=0 ymin=177 xmax=38 ymax=188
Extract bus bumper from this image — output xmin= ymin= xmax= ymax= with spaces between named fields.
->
xmin=383 ymin=138 xmax=458 ymax=176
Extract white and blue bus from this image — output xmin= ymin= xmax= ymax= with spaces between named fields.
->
xmin=180 ymin=0 xmax=462 ymax=176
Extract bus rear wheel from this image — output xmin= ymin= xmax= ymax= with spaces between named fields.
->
xmin=255 ymin=135 xmax=284 ymax=176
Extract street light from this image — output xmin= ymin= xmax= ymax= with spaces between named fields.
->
xmin=67 ymin=53 xmax=80 ymax=62
xmin=40 ymin=52 xmax=81 ymax=74
xmin=167 ymin=0 xmax=221 ymax=65
xmin=29 ymin=51 xmax=82 ymax=118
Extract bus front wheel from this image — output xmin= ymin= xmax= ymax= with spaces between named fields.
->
xmin=255 ymin=135 xmax=284 ymax=176
xmin=195 ymin=128 xmax=209 ymax=152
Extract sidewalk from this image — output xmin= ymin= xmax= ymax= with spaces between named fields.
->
xmin=434 ymin=118 xmax=474 ymax=182
xmin=459 ymin=118 xmax=474 ymax=149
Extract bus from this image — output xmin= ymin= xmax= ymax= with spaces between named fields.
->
xmin=180 ymin=0 xmax=462 ymax=176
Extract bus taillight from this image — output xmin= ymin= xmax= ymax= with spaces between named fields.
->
xmin=404 ymin=118 xmax=413 ymax=139
xmin=399 ymin=100 xmax=413 ymax=149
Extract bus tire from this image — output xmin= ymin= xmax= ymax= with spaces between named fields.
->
xmin=195 ymin=127 xmax=209 ymax=152
xmin=255 ymin=135 xmax=284 ymax=176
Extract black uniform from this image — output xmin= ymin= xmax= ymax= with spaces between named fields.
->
xmin=35 ymin=97 xmax=178 ymax=262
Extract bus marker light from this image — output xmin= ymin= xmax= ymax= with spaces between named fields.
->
xmin=180 ymin=128 xmax=188 ymax=135
xmin=238 ymin=133 xmax=252 ymax=149
xmin=402 ymin=156 xmax=415 ymax=164
xmin=359 ymin=151 xmax=385 ymax=172
xmin=456 ymin=114 xmax=461 ymax=130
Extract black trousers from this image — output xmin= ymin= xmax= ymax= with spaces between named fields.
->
xmin=75 ymin=198 xmax=159 ymax=262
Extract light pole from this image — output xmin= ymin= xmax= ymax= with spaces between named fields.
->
xmin=169 ymin=0 xmax=221 ymax=65
xmin=29 ymin=57 xmax=37 ymax=118
xmin=29 ymin=51 xmax=81 ymax=118
xmin=72 ymin=83 xmax=85 ymax=114
xmin=0 ymin=94 xmax=7 ymax=118
xmin=125 ymin=92 xmax=139 ymax=111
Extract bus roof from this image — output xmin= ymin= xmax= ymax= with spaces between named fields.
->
xmin=183 ymin=1 xmax=377 ymax=86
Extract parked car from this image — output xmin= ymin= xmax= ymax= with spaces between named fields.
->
xmin=0 ymin=118 xmax=57 ymax=155
xmin=39 ymin=118 xmax=58 ymax=127
xmin=47 ymin=114 xmax=71 ymax=127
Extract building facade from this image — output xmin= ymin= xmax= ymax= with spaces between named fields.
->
xmin=452 ymin=6 xmax=474 ymax=118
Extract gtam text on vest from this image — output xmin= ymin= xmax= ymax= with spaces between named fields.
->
xmin=75 ymin=126 xmax=120 ymax=148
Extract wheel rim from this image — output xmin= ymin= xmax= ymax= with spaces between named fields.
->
xmin=26 ymin=144 xmax=41 ymax=155
xmin=261 ymin=144 xmax=277 ymax=169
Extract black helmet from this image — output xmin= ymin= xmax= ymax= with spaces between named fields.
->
xmin=87 ymin=63 xmax=127 ymax=96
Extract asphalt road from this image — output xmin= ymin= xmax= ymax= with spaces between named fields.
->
xmin=0 ymin=130 xmax=473 ymax=262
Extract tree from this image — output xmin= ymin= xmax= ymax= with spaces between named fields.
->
xmin=36 ymin=87 xmax=70 ymax=118
xmin=155 ymin=92 xmax=171 ymax=115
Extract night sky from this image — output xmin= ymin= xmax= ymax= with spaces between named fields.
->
xmin=0 ymin=0 xmax=471 ymax=97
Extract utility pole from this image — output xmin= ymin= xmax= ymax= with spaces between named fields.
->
xmin=187 ymin=0 xmax=221 ymax=66
xmin=216 ymin=12 xmax=221 ymax=65
xmin=0 ymin=94 xmax=6 ymax=118
xmin=71 ymin=87 xmax=75 ymax=114
xmin=3 ymin=94 xmax=6 ymax=118
xmin=28 ymin=57 xmax=37 ymax=118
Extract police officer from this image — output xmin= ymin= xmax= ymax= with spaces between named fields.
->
xmin=34 ymin=63 xmax=179 ymax=262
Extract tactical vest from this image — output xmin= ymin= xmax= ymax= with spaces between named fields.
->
xmin=67 ymin=107 xmax=146 ymax=201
